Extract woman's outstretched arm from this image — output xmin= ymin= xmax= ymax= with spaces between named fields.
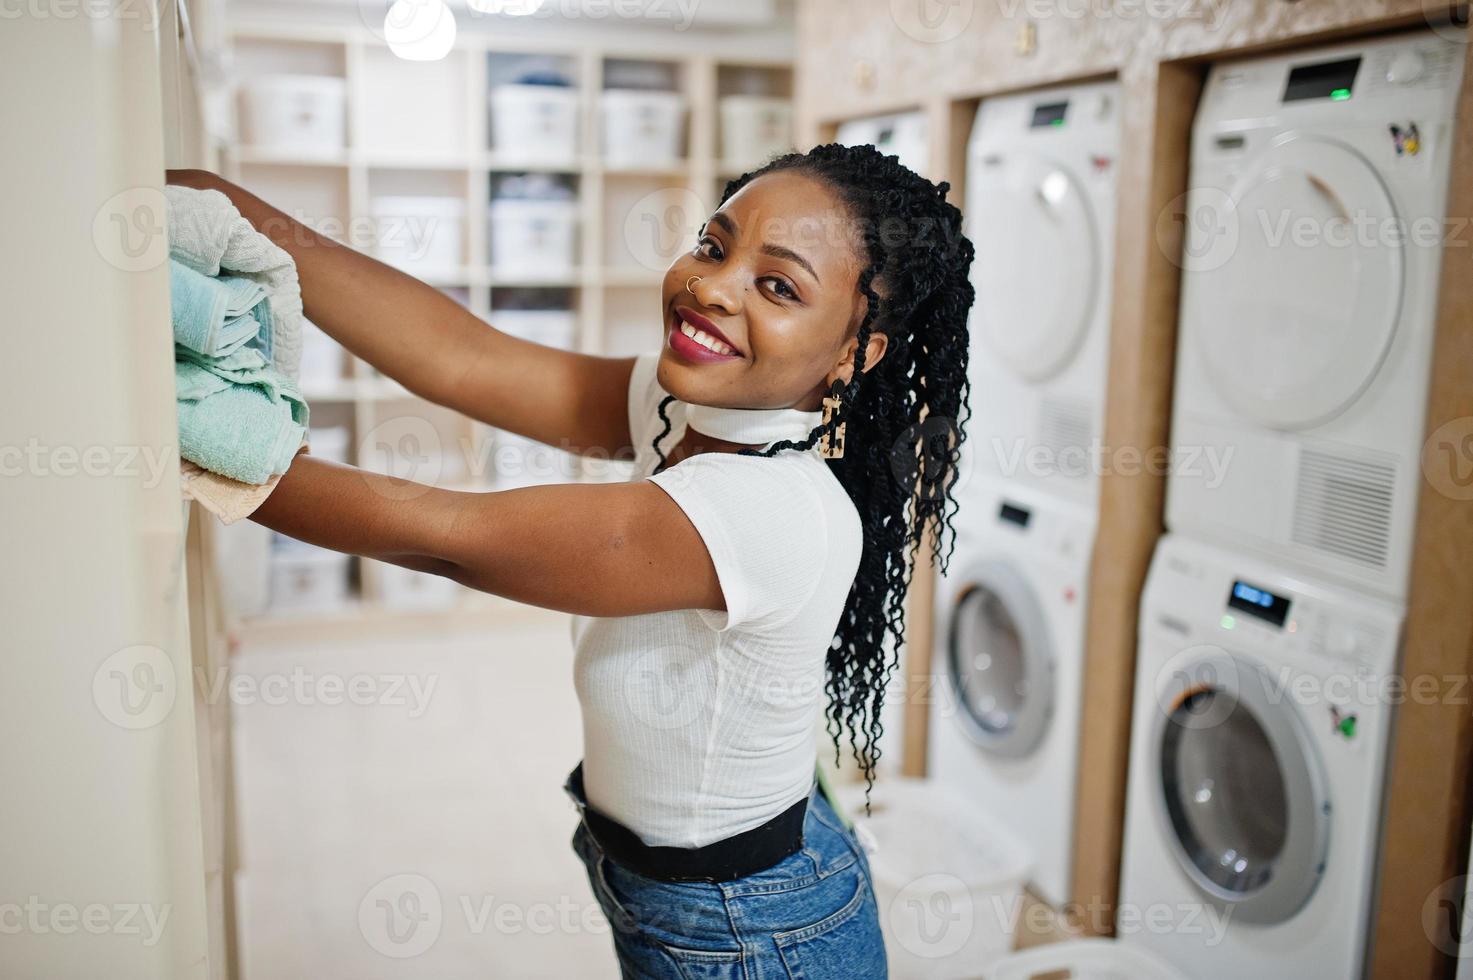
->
xmin=250 ymin=455 xmax=724 ymax=618
xmin=164 ymin=169 xmax=637 ymax=461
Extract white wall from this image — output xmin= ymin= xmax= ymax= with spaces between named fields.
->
xmin=0 ymin=8 xmax=211 ymax=979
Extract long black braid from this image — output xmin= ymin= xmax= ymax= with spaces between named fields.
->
xmin=652 ymin=143 xmax=976 ymax=798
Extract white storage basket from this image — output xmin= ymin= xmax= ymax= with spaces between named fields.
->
xmin=238 ymin=75 xmax=346 ymax=155
xmin=600 ymin=88 xmax=684 ymax=167
xmin=719 ymin=95 xmax=792 ymax=171
xmin=840 ymin=778 xmax=1033 ymax=980
xmin=490 ymin=83 xmax=579 ymax=164
xmin=488 ymin=198 xmax=578 ymax=277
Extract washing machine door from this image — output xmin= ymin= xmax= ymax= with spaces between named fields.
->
xmin=944 ymin=560 xmax=1054 ymax=758
xmin=969 ymin=152 xmax=1099 ymax=383
xmin=1191 ymin=132 xmax=1405 ymax=430
xmin=1151 ymin=649 xmax=1330 ymax=924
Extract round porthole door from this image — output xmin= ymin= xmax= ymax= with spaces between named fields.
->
xmin=1151 ymin=650 xmax=1331 ymax=923
xmin=969 ymin=152 xmax=1100 ymax=384
xmin=944 ymin=560 xmax=1054 ymax=759
xmin=1190 ymin=133 xmax=1404 ymax=430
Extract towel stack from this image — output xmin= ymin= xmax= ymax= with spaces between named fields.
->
xmin=166 ymin=184 xmax=311 ymax=521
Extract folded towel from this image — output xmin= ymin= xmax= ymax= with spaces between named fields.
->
xmin=180 ymin=461 xmax=284 ymax=525
xmin=165 ymin=184 xmax=304 ymax=380
xmin=180 ymin=441 xmax=311 ymax=524
xmin=175 ymin=348 xmax=309 ymax=486
xmin=169 ymin=259 xmax=272 ymax=358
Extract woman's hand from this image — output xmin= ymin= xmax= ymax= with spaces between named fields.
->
xmin=163 ymin=169 xmax=640 ymax=463
xmin=249 ymin=454 xmax=725 ymax=619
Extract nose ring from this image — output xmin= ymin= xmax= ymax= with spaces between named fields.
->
xmin=686 ymin=275 xmax=702 ymax=294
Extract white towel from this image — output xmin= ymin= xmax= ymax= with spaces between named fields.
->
xmin=164 ymin=184 xmax=304 ymax=380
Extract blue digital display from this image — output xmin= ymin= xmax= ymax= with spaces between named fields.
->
xmin=1227 ymin=579 xmax=1291 ymax=627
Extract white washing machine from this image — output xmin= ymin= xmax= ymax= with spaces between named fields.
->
xmin=1120 ymin=534 xmax=1404 ymax=980
xmin=962 ymin=79 xmax=1120 ymax=509
xmin=930 ymin=475 xmax=1095 ymax=906
xmin=836 ymin=110 xmax=929 ymax=176
xmin=1167 ymin=29 xmax=1465 ymax=601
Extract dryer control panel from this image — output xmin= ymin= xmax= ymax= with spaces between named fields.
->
xmin=1201 ymin=30 xmax=1464 ymax=126
xmin=1141 ymin=534 xmax=1405 ymax=674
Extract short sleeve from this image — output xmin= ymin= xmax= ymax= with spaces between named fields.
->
xmin=647 ymin=453 xmax=830 ymax=633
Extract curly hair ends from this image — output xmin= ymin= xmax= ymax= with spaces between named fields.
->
xmin=653 ymin=142 xmax=977 ymax=802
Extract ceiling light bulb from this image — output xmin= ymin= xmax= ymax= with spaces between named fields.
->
xmin=385 ymin=0 xmax=456 ymax=62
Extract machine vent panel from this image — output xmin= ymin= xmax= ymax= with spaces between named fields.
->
xmin=1291 ymin=448 xmax=1395 ymax=569
xmin=1036 ymin=399 xmax=1093 ymax=479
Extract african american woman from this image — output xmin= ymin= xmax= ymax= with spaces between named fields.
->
xmin=167 ymin=142 xmax=975 ymax=978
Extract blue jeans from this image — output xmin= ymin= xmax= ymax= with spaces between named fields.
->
xmin=569 ymin=783 xmax=888 ymax=979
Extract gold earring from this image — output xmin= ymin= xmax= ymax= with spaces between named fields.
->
xmin=819 ymin=380 xmax=847 ymax=459
xmin=686 ymin=275 xmax=702 ymax=294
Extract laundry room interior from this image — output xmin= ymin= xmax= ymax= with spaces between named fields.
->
xmin=6 ymin=0 xmax=1473 ymax=978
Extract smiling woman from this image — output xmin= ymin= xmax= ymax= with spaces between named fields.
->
xmin=165 ymin=139 xmax=974 ymax=978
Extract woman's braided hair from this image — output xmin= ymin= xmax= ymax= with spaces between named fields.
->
xmin=652 ymin=142 xmax=976 ymax=798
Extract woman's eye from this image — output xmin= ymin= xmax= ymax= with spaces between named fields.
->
xmin=763 ymin=277 xmax=797 ymax=301
xmin=694 ymin=238 xmax=722 ymax=259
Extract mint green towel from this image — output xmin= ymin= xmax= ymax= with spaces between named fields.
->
xmin=175 ymin=346 xmax=308 ymax=485
xmin=169 ymin=259 xmax=274 ymax=359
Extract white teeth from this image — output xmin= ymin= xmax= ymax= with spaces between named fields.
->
xmin=679 ymin=320 xmax=736 ymax=356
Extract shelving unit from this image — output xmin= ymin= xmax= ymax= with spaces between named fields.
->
xmin=224 ymin=20 xmax=793 ymax=622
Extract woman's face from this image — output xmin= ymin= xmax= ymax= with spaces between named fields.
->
xmin=657 ymin=171 xmax=888 ymax=413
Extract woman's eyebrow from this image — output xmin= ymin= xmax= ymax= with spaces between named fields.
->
xmin=709 ymin=212 xmax=739 ymax=236
xmin=760 ymin=244 xmax=820 ymax=285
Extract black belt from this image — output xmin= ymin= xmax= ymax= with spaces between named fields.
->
xmin=564 ymin=762 xmax=808 ymax=883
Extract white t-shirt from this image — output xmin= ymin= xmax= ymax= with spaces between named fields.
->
xmin=569 ymin=350 xmax=864 ymax=848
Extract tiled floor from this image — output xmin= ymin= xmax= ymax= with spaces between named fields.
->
xmin=230 ymin=609 xmax=617 ymax=979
